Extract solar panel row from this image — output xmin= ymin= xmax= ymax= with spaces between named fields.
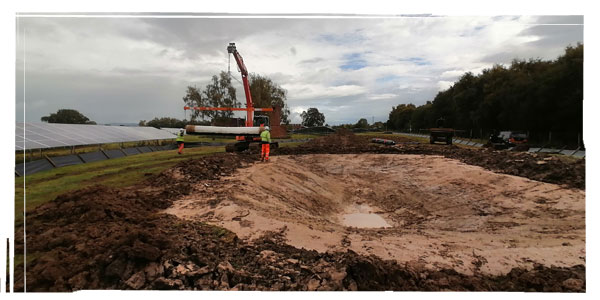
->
xmin=15 ymin=123 xmax=180 ymax=151
xmin=15 ymin=144 xmax=178 ymax=176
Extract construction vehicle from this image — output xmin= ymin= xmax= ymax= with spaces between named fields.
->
xmin=499 ymin=131 xmax=528 ymax=147
xmin=184 ymin=43 xmax=287 ymax=152
xmin=429 ymin=118 xmax=454 ymax=145
xmin=488 ymin=130 xmax=528 ymax=150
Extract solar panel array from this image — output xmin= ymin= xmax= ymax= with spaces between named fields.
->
xmin=15 ymin=123 xmax=178 ymax=151
xmin=160 ymin=127 xmax=185 ymax=135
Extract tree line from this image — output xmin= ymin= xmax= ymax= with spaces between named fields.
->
xmin=387 ymin=44 xmax=583 ymax=143
xmin=41 ymin=109 xmax=97 ymax=125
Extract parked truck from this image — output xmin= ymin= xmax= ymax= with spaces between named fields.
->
xmin=429 ymin=118 xmax=454 ymax=145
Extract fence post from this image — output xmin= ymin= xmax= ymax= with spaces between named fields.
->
xmin=578 ymin=133 xmax=581 ymax=149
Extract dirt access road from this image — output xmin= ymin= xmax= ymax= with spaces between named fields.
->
xmin=15 ymin=131 xmax=586 ymax=291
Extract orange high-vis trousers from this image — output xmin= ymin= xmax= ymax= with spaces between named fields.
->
xmin=261 ymin=143 xmax=270 ymax=161
xmin=177 ymin=142 xmax=184 ymax=154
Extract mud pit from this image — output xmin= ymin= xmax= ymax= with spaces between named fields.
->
xmin=15 ymin=132 xmax=586 ymax=291
xmin=166 ymin=154 xmax=585 ymax=276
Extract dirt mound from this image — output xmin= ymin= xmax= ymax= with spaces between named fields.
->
xmin=13 ymin=144 xmax=585 ymax=291
xmin=276 ymin=133 xmax=585 ymax=189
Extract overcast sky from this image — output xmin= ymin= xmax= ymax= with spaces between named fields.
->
xmin=15 ymin=15 xmax=583 ymax=125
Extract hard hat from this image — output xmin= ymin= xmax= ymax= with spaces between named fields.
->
xmin=265 ymin=126 xmax=270 ymax=131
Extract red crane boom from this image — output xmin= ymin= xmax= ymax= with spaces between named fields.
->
xmin=227 ymin=42 xmax=255 ymax=127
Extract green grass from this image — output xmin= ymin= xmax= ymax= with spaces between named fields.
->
xmin=14 ymin=253 xmax=40 ymax=269
xmin=356 ymin=131 xmax=394 ymax=137
xmin=15 ymin=146 xmax=225 ymax=225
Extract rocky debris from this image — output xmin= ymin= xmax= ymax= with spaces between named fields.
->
xmin=562 ymin=278 xmax=584 ymax=290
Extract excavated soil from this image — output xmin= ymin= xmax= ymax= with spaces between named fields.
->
xmin=14 ymin=132 xmax=586 ymax=292
xmin=276 ymin=131 xmax=585 ymax=190
xmin=167 ymin=154 xmax=585 ymax=276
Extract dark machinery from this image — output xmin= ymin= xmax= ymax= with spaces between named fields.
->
xmin=429 ymin=118 xmax=454 ymax=145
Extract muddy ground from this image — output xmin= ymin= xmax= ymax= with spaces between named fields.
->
xmin=14 ymin=131 xmax=585 ymax=292
xmin=277 ymin=131 xmax=585 ymax=189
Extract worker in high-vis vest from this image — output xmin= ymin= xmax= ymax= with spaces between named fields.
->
xmin=176 ymin=129 xmax=185 ymax=154
xmin=260 ymin=126 xmax=271 ymax=162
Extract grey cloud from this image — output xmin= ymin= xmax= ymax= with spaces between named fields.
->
xmin=16 ymin=69 xmax=188 ymax=124
xmin=136 ymin=18 xmax=367 ymax=60
xmin=480 ymin=20 xmax=583 ymax=64
xmin=479 ymin=51 xmax=519 ymax=64
xmin=533 ymin=15 xmax=583 ymax=24
xmin=520 ymin=23 xmax=583 ymax=49
xmin=299 ymin=57 xmax=324 ymax=64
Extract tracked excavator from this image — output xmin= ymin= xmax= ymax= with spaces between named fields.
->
xmin=184 ymin=43 xmax=287 ymax=152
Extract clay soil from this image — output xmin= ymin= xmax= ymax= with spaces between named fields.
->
xmin=14 ymin=131 xmax=585 ymax=292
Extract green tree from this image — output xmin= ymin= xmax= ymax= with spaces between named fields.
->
xmin=145 ymin=117 xmax=186 ymax=129
xmin=388 ymin=104 xmax=416 ymax=130
xmin=183 ymin=71 xmax=240 ymax=123
xmin=41 ymin=109 xmax=96 ymax=124
xmin=410 ymin=101 xmax=433 ymax=131
xmin=301 ymin=108 xmax=325 ymax=127
xmin=139 ymin=117 xmax=209 ymax=128
xmin=182 ymin=86 xmax=203 ymax=121
xmin=249 ymin=73 xmax=291 ymax=124
xmin=372 ymin=121 xmax=384 ymax=129
xmin=355 ymin=118 xmax=369 ymax=129
xmin=204 ymin=71 xmax=240 ymax=123
xmin=386 ymin=44 xmax=583 ymax=145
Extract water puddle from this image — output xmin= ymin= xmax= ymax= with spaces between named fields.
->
xmin=341 ymin=203 xmax=391 ymax=228
xmin=342 ymin=213 xmax=391 ymax=228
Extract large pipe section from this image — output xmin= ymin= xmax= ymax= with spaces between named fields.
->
xmin=185 ymin=125 xmax=261 ymax=136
